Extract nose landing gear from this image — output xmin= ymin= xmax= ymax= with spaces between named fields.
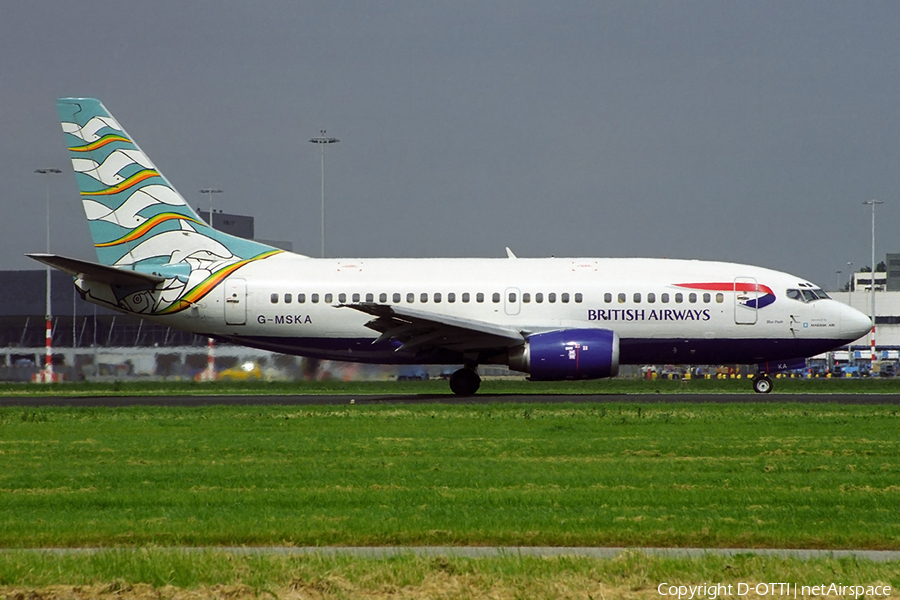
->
xmin=752 ymin=374 xmax=773 ymax=394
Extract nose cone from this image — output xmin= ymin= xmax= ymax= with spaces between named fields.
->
xmin=839 ymin=303 xmax=872 ymax=342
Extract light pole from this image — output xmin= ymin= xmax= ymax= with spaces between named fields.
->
xmin=835 ymin=270 xmax=842 ymax=292
xmin=847 ymin=262 xmax=854 ymax=309
xmin=309 ymin=130 xmax=339 ymax=258
xmin=199 ymin=188 xmax=223 ymax=229
xmin=198 ymin=187 xmax=222 ymax=382
xmin=863 ymin=200 xmax=883 ymax=369
xmin=35 ymin=168 xmax=62 ymax=382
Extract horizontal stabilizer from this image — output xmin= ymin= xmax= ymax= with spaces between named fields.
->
xmin=26 ymin=253 xmax=164 ymax=286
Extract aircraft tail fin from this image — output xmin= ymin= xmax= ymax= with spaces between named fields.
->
xmin=56 ymin=98 xmax=283 ymax=271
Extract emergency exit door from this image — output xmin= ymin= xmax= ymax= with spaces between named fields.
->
xmin=224 ymin=278 xmax=247 ymax=325
xmin=734 ymin=277 xmax=758 ymax=325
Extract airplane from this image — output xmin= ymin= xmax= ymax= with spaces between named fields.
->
xmin=28 ymin=98 xmax=872 ymax=395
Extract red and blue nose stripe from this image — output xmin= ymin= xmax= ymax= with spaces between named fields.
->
xmin=674 ymin=282 xmax=777 ymax=309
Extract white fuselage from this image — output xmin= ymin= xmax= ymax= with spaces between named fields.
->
xmin=144 ymin=253 xmax=870 ymax=367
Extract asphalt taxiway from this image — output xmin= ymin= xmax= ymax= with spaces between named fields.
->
xmin=2 ymin=393 xmax=900 ymax=406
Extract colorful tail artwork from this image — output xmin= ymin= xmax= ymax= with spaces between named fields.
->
xmin=55 ymin=98 xmax=283 ymax=314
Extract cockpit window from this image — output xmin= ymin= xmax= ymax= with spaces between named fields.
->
xmin=788 ymin=287 xmax=831 ymax=303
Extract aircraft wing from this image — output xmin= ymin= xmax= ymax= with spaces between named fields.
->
xmin=342 ymin=303 xmax=525 ymax=353
xmin=26 ymin=253 xmax=164 ymax=287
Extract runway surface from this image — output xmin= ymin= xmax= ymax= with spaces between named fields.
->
xmin=2 ymin=392 xmax=900 ymax=406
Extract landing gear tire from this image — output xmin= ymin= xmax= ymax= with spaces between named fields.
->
xmin=449 ymin=368 xmax=481 ymax=396
xmin=753 ymin=375 xmax=773 ymax=394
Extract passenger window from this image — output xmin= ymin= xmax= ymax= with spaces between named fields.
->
xmin=561 ymin=292 xmax=570 ymax=303
xmin=647 ymin=293 xmax=655 ymax=304
xmin=434 ymin=292 xmax=442 ymax=303
xmin=338 ymin=293 xmax=347 ymax=303
xmin=618 ymin=293 xmax=626 ymax=303
xmin=462 ymin=292 xmax=470 ymax=303
xmin=715 ymin=293 xmax=724 ymax=303
xmin=661 ymin=293 xmax=669 ymax=303
xmin=352 ymin=293 xmax=361 ymax=302
xmin=549 ymin=293 xmax=557 ymax=303
xmin=509 ymin=292 xmax=517 ymax=303
xmin=633 ymin=293 xmax=641 ymax=303
xmin=476 ymin=293 xmax=485 ymax=303
xmin=283 ymin=293 xmax=291 ymax=304
xmin=298 ymin=293 xmax=306 ymax=303
xmin=574 ymin=293 xmax=583 ymax=303
xmin=377 ymin=293 xmax=385 ymax=303
xmin=407 ymin=293 xmax=415 ymax=303
xmin=448 ymin=292 xmax=456 ymax=303
xmin=535 ymin=292 xmax=544 ymax=303
xmin=492 ymin=292 xmax=501 ymax=303
xmin=675 ymin=293 xmax=683 ymax=303
xmin=604 ymin=293 xmax=612 ymax=303
xmin=420 ymin=292 xmax=428 ymax=303
xmin=270 ymin=293 xmax=278 ymax=304
xmin=703 ymin=293 xmax=711 ymax=303
xmin=392 ymin=293 xmax=400 ymax=303
xmin=311 ymin=293 xmax=319 ymax=304
xmin=522 ymin=293 xmax=531 ymax=303
xmin=689 ymin=293 xmax=697 ymax=303
xmin=325 ymin=293 xmax=333 ymax=303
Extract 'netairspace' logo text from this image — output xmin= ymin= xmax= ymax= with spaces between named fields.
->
xmin=657 ymin=582 xmax=892 ymax=599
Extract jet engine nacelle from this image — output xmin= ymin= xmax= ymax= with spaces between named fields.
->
xmin=508 ymin=328 xmax=620 ymax=381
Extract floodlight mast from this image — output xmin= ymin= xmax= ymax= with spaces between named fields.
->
xmin=862 ymin=199 xmax=883 ymax=369
xmin=34 ymin=168 xmax=62 ymax=383
xmin=200 ymin=188 xmax=223 ymax=229
xmin=309 ymin=131 xmax=339 ymax=258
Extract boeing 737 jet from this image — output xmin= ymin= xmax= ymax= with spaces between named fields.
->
xmin=29 ymin=98 xmax=872 ymax=394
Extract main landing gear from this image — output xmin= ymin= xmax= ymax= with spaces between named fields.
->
xmin=752 ymin=374 xmax=773 ymax=394
xmin=449 ymin=366 xmax=481 ymax=396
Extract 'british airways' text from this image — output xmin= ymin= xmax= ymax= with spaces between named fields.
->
xmin=588 ymin=308 xmax=711 ymax=322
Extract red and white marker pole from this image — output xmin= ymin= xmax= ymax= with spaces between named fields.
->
xmin=43 ymin=317 xmax=53 ymax=383
xmin=871 ymin=325 xmax=877 ymax=370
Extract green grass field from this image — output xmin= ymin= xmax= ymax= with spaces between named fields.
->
xmin=2 ymin=402 xmax=898 ymax=549
xmin=3 ymin=400 xmax=899 ymax=597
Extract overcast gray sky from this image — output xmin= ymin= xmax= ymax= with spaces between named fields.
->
xmin=2 ymin=1 xmax=899 ymax=288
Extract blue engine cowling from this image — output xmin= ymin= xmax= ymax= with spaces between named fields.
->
xmin=508 ymin=329 xmax=620 ymax=381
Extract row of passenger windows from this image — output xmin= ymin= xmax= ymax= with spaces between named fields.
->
xmin=270 ymin=291 xmax=584 ymax=305
xmin=604 ymin=291 xmax=725 ymax=304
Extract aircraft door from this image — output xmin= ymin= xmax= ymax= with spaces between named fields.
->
xmin=224 ymin=278 xmax=247 ymax=325
xmin=504 ymin=287 xmax=521 ymax=316
xmin=734 ymin=276 xmax=758 ymax=325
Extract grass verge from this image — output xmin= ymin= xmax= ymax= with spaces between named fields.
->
xmin=0 ymin=549 xmax=898 ymax=599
